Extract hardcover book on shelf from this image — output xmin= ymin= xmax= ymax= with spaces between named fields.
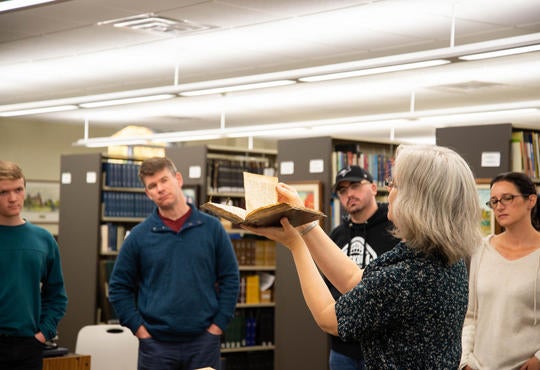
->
xmin=245 ymin=274 xmax=260 ymax=304
xmin=201 ymin=172 xmax=326 ymax=227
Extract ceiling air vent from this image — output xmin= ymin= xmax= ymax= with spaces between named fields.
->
xmin=98 ymin=13 xmax=216 ymax=35
xmin=428 ymin=80 xmax=504 ymax=93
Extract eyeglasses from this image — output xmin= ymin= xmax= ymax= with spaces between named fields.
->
xmin=336 ymin=181 xmax=370 ymax=196
xmin=384 ymin=177 xmax=396 ymax=190
xmin=485 ymin=194 xmax=528 ymax=209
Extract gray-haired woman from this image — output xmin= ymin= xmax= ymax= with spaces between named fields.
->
xmin=243 ymin=144 xmax=482 ymax=369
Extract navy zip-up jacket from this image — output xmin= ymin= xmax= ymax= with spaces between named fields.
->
xmin=109 ymin=204 xmax=240 ymax=341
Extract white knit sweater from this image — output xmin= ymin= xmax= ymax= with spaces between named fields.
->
xmin=460 ymin=236 xmax=540 ymax=370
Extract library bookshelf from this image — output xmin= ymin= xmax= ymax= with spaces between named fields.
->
xmin=167 ymin=145 xmax=277 ymax=370
xmin=58 ymin=149 xmax=278 ymax=370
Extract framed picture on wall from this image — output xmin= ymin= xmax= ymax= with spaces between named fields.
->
xmin=183 ymin=185 xmax=200 ymax=206
xmin=288 ymin=181 xmax=323 ymax=212
xmin=22 ymin=180 xmax=60 ymax=223
xmin=476 ymin=181 xmax=495 ymax=236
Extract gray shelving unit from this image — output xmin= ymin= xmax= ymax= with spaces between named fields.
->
xmin=57 ymin=153 xmax=102 ymax=350
xmin=436 ymin=123 xmax=512 ymax=179
xmin=57 ymin=153 xmax=146 ymax=350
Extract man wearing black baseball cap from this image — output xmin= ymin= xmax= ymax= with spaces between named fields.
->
xmin=332 ymin=166 xmax=374 ymax=193
xmin=326 ymin=165 xmax=399 ymax=370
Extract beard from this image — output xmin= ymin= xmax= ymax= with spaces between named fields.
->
xmin=348 ymin=206 xmax=363 ymax=216
xmin=346 ymin=198 xmax=365 ymax=215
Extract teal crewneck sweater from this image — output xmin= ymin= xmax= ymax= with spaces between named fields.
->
xmin=0 ymin=222 xmax=67 ymax=340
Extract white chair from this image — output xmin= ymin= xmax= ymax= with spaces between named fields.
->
xmin=75 ymin=324 xmax=139 ymax=370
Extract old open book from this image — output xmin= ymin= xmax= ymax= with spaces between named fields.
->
xmin=200 ymin=172 xmax=326 ymax=227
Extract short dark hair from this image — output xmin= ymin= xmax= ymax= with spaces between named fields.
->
xmin=138 ymin=157 xmax=178 ymax=184
xmin=490 ymin=172 xmax=540 ymax=230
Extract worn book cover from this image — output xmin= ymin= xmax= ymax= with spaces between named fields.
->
xmin=200 ymin=172 xmax=326 ymax=227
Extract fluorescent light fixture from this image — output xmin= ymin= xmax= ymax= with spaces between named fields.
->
xmin=84 ymin=140 xmax=150 ymax=148
xmin=5 ymin=33 xmax=540 ymax=118
xmin=226 ymin=127 xmax=312 ymax=138
xmin=411 ymin=108 xmax=539 ymax=127
xmin=307 ymin=103 xmax=540 ymax=135
xmin=299 ymin=60 xmax=450 ymax=82
xmin=78 ymin=137 xmax=152 ymax=148
xmin=0 ymin=0 xmax=54 ymax=12
xmin=459 ymin=44 xmax=540 ymax=61
xmin=74 ymin=102 xmax=540 ymax=147
xmin=0 ymin=105 xmax=78 ymax=117
xmin=152 ymin=134 xmax=222 ymax=143
xmin=179 ymin=80 xmax=297 ymax=97
xmin=399 ymin=136 xmax=437 ymax=145
xmin=79 ymin=94 xmax=175 ymax=108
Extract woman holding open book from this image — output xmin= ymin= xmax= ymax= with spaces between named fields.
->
xmin=242 ymin=144 xmax=482 ymax=369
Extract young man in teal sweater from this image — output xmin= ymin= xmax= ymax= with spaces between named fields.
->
xmin=0 ymin=160 xmax=67 ymax=370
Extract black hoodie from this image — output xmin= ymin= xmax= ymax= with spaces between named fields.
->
xmin=327 ymin=202 xmax=400 ymax=360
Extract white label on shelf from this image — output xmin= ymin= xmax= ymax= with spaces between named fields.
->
xmin=188 ymin=165 xmax=202 ymax=179
xmin=61 ymin=172 xmax=71 ymax=184
xmin=280 ymin=161 xmax=294 ymax=175
xmin=309 ymin=159 xmax=324 ymax=173
xmin=481 ymin=152 xmax=501 ymax=167
xmin=86 ymin=171 xmax=97 ymax=184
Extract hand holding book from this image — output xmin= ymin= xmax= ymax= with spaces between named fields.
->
xmin=200 ymin=173 xmax=326 ymax=227
xmin=274 ymin=182 xmax=306 ymax=208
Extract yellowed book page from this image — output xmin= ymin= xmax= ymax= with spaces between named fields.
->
xmin=199 ymin=202 xmax=246 ymax=223
xmin=243 ymin=172 xmax=278 ymax=213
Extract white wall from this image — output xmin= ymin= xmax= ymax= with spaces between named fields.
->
xmin=0 ymin=118 xmax=117 ymax=181
xmin=0 ymin=119 xmax=116 ymax=235
xmin=0 ymin=118 xmax=277 ymax=180
xmin=0 ymin=118 xmax=277 ymax=234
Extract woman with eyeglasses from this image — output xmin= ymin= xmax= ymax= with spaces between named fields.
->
xmin=243 ymin=144 xmax=482 ymax=369
xmin=460 ymin=172 xmax=540 ymax=370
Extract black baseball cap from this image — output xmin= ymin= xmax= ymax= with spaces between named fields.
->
xmin=332 ymin=166 xmax=374 ymax=193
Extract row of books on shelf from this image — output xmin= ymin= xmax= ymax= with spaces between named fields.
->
xmin=96 ymin=263 xmax=275 ymax=326
xmin=238 ymin=272 xmax=275 ymax=304
xmin=100 ymin=223 xmax=130 ymax=253
xmin=231 ymin=237 xmax=276 ymax=266
xmin=102 ymin=191 xmax=154 ymax=218
xmin=333 ymin=144 xmax=394 ymax=186
xmin=221 ymin=351 xmax=273 ymax=370
xmin=207 ymin=159 xmax=275 ymax=193
xmin=512 ymin=130 xmax=540 ymax=180
xmin=221 ymin=308 xmax=274 ymax=349
xmin=103 ymin=161 xmax=143 ymax=188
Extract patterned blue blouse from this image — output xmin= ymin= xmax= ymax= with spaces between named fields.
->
xmin=336 ymin=242 xmax=468 ymax=369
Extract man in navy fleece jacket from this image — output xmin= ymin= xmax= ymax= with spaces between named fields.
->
xmin=109 ymin=157 xmax=239 ymax=370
